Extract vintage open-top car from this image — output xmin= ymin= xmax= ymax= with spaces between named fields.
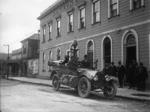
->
xmin=48 ymin=40 xmax=118 ymax=99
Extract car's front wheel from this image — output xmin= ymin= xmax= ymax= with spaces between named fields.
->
xmin=52 ymin=74 xmax=60 ymax=91
xmin=103 ymin=81 xmax=117 ymax=99
xmin=78 ymin=77 xmax=91 ymax=98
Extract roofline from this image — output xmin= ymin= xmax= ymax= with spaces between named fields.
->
xmin=20 ymin=33 xmax=39 ymax=43
xmin=37 ymin=0 xmax=63 ymax=20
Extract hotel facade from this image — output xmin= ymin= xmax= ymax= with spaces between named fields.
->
xmin=38 ymin=0 xmax=150 ymax=89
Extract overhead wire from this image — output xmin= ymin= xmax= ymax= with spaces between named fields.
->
xmin=7 ymin=28 xmax=40 ymax=45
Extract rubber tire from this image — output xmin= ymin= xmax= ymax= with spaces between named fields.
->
xmin=78 ymin=77 xmax=91 ymax=98
xmin=52 ymin=74 xmax=60 ymax=91
xmin=103 ymin=81 xmax=117 ymax=100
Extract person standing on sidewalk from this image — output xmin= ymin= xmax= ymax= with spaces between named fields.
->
xmin=109 ymin=62 xmax=117 ymax=77
xmin=126 ymin=63 xmax=134 ymax=89
xmin=117 ymin=61 xmax=125 ymax=88
xmin=132 ymin=60 xmax=138 ymax=89
xmin=103 ymin=63 xmax=110 ymax=76
xmin=137 ymin=63 xmax=148 ymax=91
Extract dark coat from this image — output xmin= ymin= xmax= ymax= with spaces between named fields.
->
xmin=126 ymin=66 xmax=134 ymax=82
xmin=103 ymin=67 xmax=110 ymax=76
xmin=81 ymin=60 xmax=90 ymax=68
xmin=117 ymin=65 xmax=125 ymax=78
xmin=109 ymin=65 xmax=117 ymax=77
xmin=138 ymin=66 xmax=148 ymax=81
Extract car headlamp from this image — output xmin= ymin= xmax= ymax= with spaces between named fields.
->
xmin=105 ymin=75 xmax=111 ymax=81
xmin=94 ymin=75 xmax=98 ymax=81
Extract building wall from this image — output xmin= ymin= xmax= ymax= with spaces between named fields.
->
xmin=38 ymin=0 xmax=150 ymax=88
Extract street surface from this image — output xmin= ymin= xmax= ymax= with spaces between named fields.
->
xmin=1 ymin=79 xmax=150 ymax=112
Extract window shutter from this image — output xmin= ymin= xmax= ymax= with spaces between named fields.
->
xmin=117 ymin=0 xmax=119 ymax=15
xmin=56 ymin=20 xmax=58 ymax=36
xmin=98 ymin=0 xmax=100 ymax=22
xmin=67 ymin=15 xmax=69 ymax=32
xmin=59 ymin=19 xmax=61 ymax=34
xmin=84 ymin=8 xmax=86 ymax=27
xmin=91 ymin=3 xmax=94 ymax=24
xmin=72 ymin=14 xmax=74 ymax=31
xmin=141 ymin=0 xmax=144 ymax=7
xmin=130 ymin=0 xmax=133 ymax=10
xmin=108 ymin=0 xmax=110 ymax=18
xmin=78 ymin=10 xmax=80 ymax=29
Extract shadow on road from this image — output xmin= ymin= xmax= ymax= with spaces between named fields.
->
xmin=53 ymin=87 xmax=119 ymax=102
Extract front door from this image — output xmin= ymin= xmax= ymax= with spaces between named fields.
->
xmin=125 ymin=34 xmax=136 ymax=67
xmin=126 ymin=46 xmax=136 ymax=66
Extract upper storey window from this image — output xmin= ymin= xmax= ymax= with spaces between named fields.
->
xmin=130 ymin=0 xmax=145 ymax=10
xmin=78 ymin=5 xmax=85 ymax=29
xmin=42 ymin=26 xmax=46 ymax=43
xmin=68 ymin=12 xmax=74 ymax=32
xmin=108 ymin=0 xmax=119 ymax=18
xmin=48 ymin=23 xmax=52 ymax=40
xmin=56 ymin=18 xmax=61 ymax=37
xmin=92 ymin=0 xmax=100 ymax=24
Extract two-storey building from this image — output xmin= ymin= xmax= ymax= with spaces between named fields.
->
xmin=38 ymin=0 xmax=150 ymax=89
xmin=9 ymin=48 xmax=22 ymax=76
xmin=21 ymin=33 xmax=39 ymax=77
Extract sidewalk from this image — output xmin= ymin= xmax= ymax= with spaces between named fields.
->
xmin=8 ymin=76 xmax=150 ymax=101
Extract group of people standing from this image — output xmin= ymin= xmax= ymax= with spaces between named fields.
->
xmin=62 ymin=53 xmax=148 ymax=91
xmin=103 ymin=60 xmax=148 ymax=91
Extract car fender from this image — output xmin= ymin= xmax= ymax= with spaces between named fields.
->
xmin=50 ymin=70 xmax=60 ymax=79
xmin=109 ymin=76 xmax=119 ymax=84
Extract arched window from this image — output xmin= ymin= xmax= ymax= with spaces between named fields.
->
xmin=49 ymin=50 xmax=52 ymax=71
xmin=49 ymin=50 xmax=52 ymax=60
xmin=87 ymin=40 xmax=94 ymax=68
xmin=57 ymin=48 xmax=61 ymax=60
xmin=103 ymin=37 xmax=111 ymax=66
xmin=126 ymin=34 xmax=136 ymax=46
xmin=42 ymin=52 xmax=45 ymax=71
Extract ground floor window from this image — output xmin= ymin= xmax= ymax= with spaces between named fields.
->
xmin=103 ymin=37 xmax=111 ymax=66
xmin=87 ymin=40 xmax=94 ymax=68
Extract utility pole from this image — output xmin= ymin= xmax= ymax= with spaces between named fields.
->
xmin=4 ymin=44 xmax=10 ymax=60
xmin=4 ymin=44 xmax=10 ymax=79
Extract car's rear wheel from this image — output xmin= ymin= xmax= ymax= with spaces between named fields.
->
xmin=52 ymin=74 xmax=60 ymax=91
xmin=78 ymin=77 xmax=91 ymax=98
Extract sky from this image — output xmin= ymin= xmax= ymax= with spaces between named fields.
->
xmin=0 ymin=0 xmax=57 ymax=53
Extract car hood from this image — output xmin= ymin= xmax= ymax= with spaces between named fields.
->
xmin=79 ymin=68 xmax=98 ymax=79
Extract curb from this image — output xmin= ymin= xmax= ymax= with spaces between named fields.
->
xmin=116 ymin=95 xmax=150 ymax=102
xmin=9 ymin=78 xmax=51 ymax=87
xmin=9 ymin=78 xmax=69 ymax=89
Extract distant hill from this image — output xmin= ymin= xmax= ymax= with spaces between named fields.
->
xmin=0 ymin=53 xmax=9 ymax=61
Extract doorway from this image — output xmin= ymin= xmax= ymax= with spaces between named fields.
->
xmin=125 ymin=34 xmax=137 ymax=66
xmin=126 ymin=46 xmax=136 ymax=66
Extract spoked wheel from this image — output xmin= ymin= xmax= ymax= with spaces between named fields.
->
xmin=103 ymin=81 xmax=117 ymax=99
xmin=78 ymin=77 xmax=91 ymax=98
xmin=52 ymin=74 xmax=60 ymax=91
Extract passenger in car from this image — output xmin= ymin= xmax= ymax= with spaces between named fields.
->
xmin=62 ymin=55 xmax=69 ymax=65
